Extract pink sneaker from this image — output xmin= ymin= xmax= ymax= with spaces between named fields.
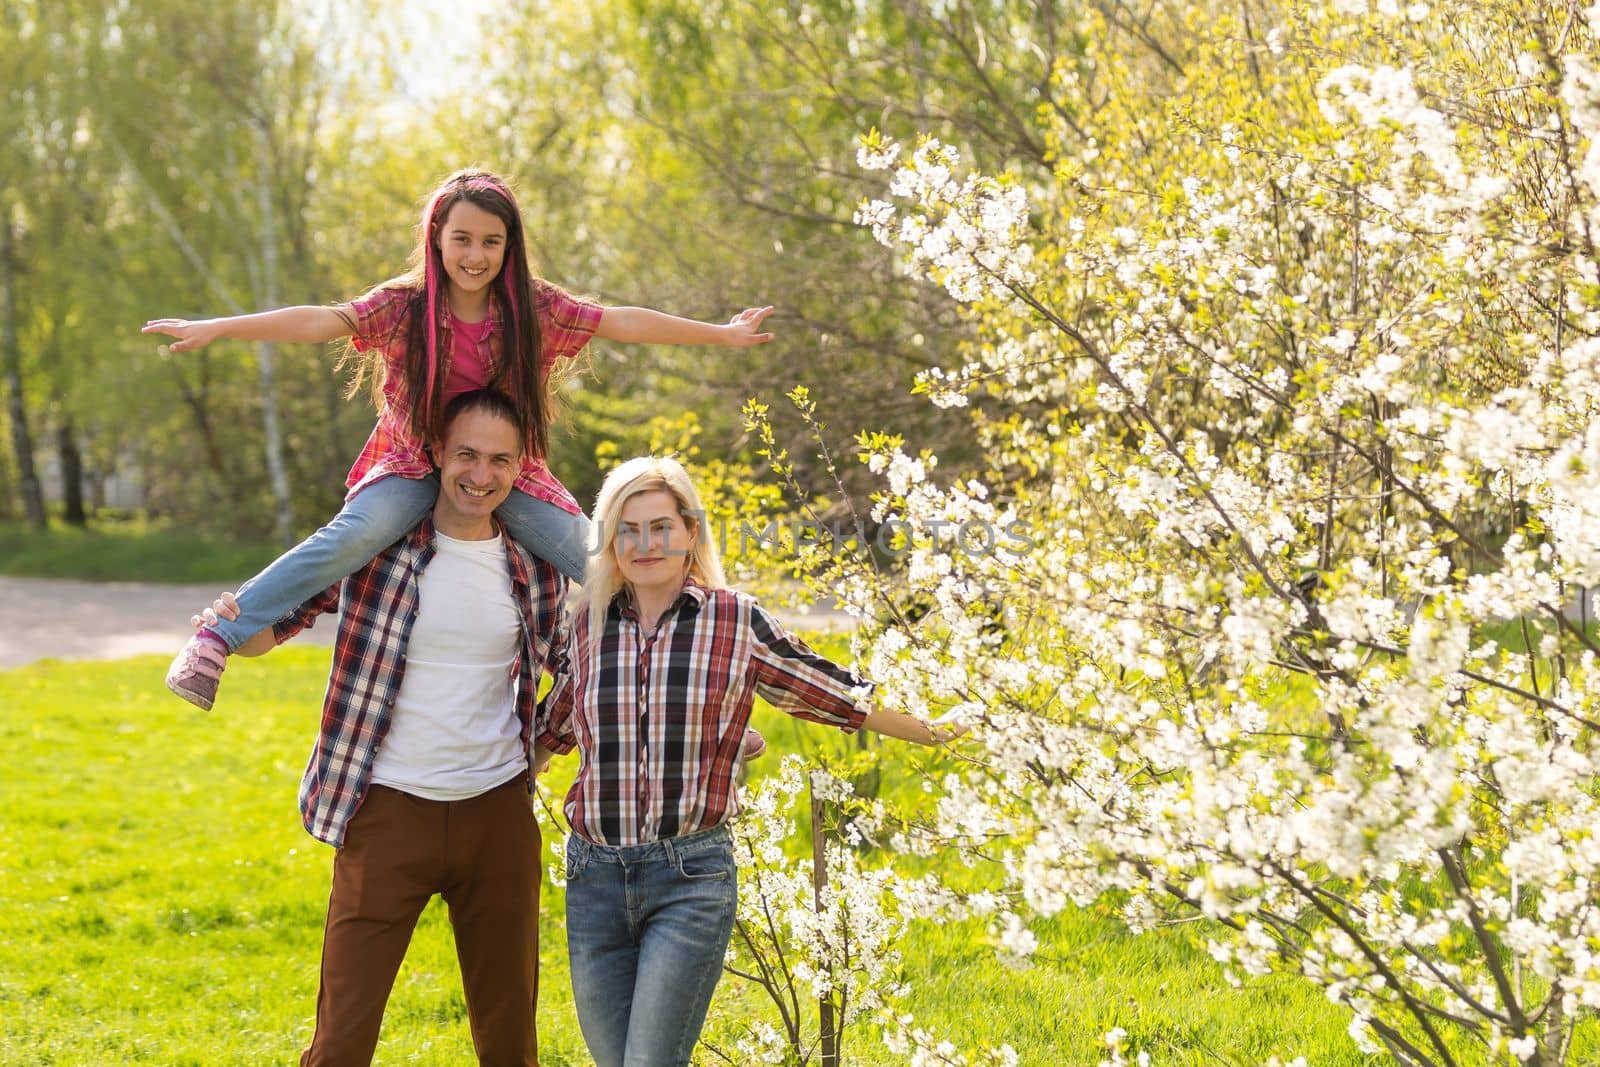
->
xmin=165 ymin=632 xmax=228 ymax=710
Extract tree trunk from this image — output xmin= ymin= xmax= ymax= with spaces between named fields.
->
xmin=326 ymin=367 xmax=346 ymax=489
xmin=57 ymin=415 xmax=85 ymax=526
xmin=174 ymin=369 xmax=236 ymax=493
xmin=811 ymin=781 xmax=839 ymax=1067
xmin=0 ymin=210 xmax=46 ymax=530
xmin=256 ymin=125 xmax=293 ymax=547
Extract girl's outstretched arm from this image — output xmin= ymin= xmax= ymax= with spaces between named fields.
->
xmin=594 ymin=305 xmax=775 ymax=347
xmin=143 ymin=304 xmax=358 ymax=352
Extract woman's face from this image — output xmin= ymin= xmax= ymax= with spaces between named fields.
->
xmin=614 ymin=489 xmax=696 ymax=592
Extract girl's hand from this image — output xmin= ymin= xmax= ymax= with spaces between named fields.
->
xmin=143 ymin=318 xmax=227 ymax=352
xmin=723 ymin=306 xmax=776 ymax=347
xmin=192 ymin=591 xmax=241 ymax=629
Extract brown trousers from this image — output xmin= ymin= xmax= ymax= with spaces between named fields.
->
xmin=300 ymin=777 xmax=541 ymax=1067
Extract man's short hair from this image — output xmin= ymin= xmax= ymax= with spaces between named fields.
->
xmin=440 ymin=389 xmax=526 ymax=454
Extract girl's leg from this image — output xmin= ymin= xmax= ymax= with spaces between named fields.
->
xmin=494 ymin=490 xmax=591 ymax=585
xmin=167 ymin=475 xmax=440 ymax=711
xmin=565 ymin=837 xmax=637 ymax=1067
xmin=210 ymin=475 xmax=439 ymax=649
xmin=621 ymin=829 xmax=738 ymax=1067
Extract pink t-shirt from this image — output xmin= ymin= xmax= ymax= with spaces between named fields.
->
xmin=343 ymin=281 xmax=603 ymax=514
xmin=443 ymin=311 xmax=494 ymax=395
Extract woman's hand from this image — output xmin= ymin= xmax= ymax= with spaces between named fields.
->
xmin=863 ymin=706 xmax=974 ymax=746
xmin=927 ymin=710 xmax=973 ymax=744
xmin=143 ymin=318 xmax=227 ymax=352
xmin=722 ymin=306 xmax=776 ymax=347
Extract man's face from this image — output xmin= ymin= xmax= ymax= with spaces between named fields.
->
xmin=433 ymin=408 xmax=521 ymax=533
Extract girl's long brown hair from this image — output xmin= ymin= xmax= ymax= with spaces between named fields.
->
xmin=343 ymin=169 xmax=558 ymax=459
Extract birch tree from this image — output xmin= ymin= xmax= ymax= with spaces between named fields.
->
xmin=90 ymin=0 xmax=333 ymax=545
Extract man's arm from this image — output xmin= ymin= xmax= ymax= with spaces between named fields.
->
xmin=533 ymin=625 xmax=580 ymax=761
xmin=193 ymin=587 xmax=338 ymax=655
xmin=232 ymin=628 xmax=277 ymax=657
xmin=192 ymin=592 xmax=274 ymax=656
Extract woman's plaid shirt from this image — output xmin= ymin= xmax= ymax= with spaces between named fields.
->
xmin=537 ymin=582 xmax=871 ymax=846
xmin=271 ymin=517 xmax=567 ymax=847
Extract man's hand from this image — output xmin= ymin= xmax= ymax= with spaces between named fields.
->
xmin=192 ymin=591 xmax=241 ymax=629
xmin=192 ymin=591 xmax=276 ymax=657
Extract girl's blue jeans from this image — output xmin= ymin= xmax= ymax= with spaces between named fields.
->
xmin=207 ymin=475 xmax=590 ymax=651
xmin=564 ymin=825 xmax=738 ymax=1067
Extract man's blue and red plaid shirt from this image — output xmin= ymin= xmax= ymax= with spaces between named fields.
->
xmin=271 ymin=514 xmax=567 ymax=847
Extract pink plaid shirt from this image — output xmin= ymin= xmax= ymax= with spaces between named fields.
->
xmin=344 ymin=280 xmax=603 ymax=515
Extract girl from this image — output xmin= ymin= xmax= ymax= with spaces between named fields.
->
xmin=534 ymin=456 xmax=962 ymax=1067
xmin=146 ymin=169 xmax=774 ymax=711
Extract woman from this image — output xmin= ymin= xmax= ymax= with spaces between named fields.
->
xmin=535 ymin=456 xmax=961 ymax=1067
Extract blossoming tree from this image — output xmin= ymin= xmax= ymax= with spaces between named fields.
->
xmin=760 ymin=1 xmax=1600 ymax=1062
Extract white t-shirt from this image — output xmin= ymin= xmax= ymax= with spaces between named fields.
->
xmin=369 ymin=531 xmax=527 ymax=800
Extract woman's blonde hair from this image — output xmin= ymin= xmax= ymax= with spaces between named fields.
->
xmin=579 ymin=455 xmax=728 ymax=640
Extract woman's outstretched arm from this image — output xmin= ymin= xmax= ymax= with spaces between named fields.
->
xmin=862 ymin=707 xmax=970 ymax=746
xmin=747 ymin=601 xmax=970 ymax=747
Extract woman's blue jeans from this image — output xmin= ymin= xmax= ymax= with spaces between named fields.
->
xmin=207 ymin=475 xmax=591 ymax=651
xmin=564 ymin=825 xmax=738 ymax=1067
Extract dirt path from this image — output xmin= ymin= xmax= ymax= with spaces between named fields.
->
xmin=0 ymin=575 xmax=850 ymax=670
xmin=0 ymin=576 xmax=320 ymax=669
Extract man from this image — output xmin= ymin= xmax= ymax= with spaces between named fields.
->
xmin=198 ymin=388 xmax=562 ymax=1066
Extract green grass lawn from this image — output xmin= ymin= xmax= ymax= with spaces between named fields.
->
xmin=0 ymin=519 xmax=279 ymax=583
xmin=1 ymin=652 xmax=1377 ymax=1065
